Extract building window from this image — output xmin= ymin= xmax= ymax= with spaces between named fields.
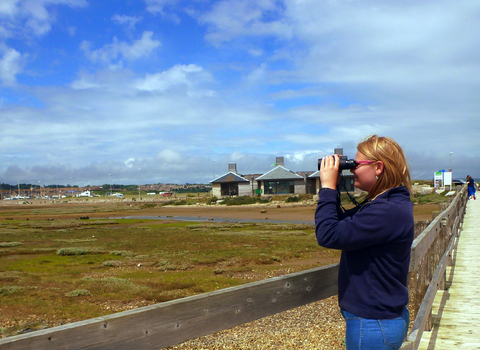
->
xmin=221 ymin=183 xmax=239 ymax=196
xmin=265 ymin=180 xmax=294 ymax=194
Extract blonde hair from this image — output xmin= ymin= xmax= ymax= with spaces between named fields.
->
xmin=357 ymin=135 xmax=412 ymax=199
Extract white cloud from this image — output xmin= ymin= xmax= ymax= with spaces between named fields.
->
xmin=285 ymin=150 xmax=320 ymax=164
xmin=112 ymin=14 xmax=142 ymax=32
xmin=81 ymin=31 xmax=161 ymax=65
xmin=124 ymin=158 xmax=136 ymax=168
xmin=70 ymin=69 xmax=135 ymax=91
xmin=230 ymin=152 xmax=246 ymax=162
xmin=145 ymin=0 xmax=181 ymax=22
xmin=197 ymin=0 xmax=292 ymax=45
xmin=135 ymin=64 xmax=213 ymax=94
xmin=145 ymin=0 xmax=180 ymax=13
xmin=0 ymin=47 xmax=24 ymax=85
xmin=0 ymin=0 xmax=87 ymax=37
xmin=0 ymin=0 xmax=18 ymax=17
xmin=157 ymin=149 xmax=181 ymax=163
xmin=279 ymin=1 xmax=480 ymax=102
xmin=67 ymin=26 xmax=76 ymax=36
xmin=243 ymin=63 xmax=268 ymax=84
xmin=247 ymin=48 xmax=264 ymax=57
xmin=0 ymin=26 xmax=11 ymax=39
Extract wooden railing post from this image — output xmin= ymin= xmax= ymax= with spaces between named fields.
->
xmin=438 ymin=218 xmax=448 ymax=290
xmin=414 ymin=234 xmax=434 ymax=332
xmin=409 ymin=220 xmax=429 ymax=324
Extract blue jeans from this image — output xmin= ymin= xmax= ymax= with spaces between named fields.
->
xmin=341 ymin=308 xmax=409 ymax=350
xmin=468 ymin=187 xmax=476 ymax=198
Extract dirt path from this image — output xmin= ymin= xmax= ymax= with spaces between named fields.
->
xmin=136 ymin=204 xmax=317 ymax=222
xmin=0 ymin=201 xmax=318 ymax=223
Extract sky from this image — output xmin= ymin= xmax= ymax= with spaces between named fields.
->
xmin=1 ymin=0 xmax=480 ymax=187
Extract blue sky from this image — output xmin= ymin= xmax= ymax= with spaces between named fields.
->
xmin=1 ymin=0 xmax=480 ymax=186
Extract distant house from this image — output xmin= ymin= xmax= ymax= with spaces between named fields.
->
xmin=211 ymin=164 xmax=254 ymax=197
xmin=255 ymin=157 xmax=305 ymax=195
xmin=78 ymin=190 xmax=92 ymax=197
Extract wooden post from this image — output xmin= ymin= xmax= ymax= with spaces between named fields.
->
xmin=410 ymin=221 xmax=429 ymax=321
xmin=414 ymin=242 xmax=433 ymax=332
xmin=438 ymin=218 xmax=447 ymax=290
xmin=425 ymin=244 xmax=433 ymax=331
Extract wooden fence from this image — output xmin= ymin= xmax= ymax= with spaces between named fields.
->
xmin=399 ymin=185 xmax=468 ymax=349
xmin=0 ymin=187 xmax=468 ymax=350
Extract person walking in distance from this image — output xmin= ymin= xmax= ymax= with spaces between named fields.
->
xmin=466 ymin=175 xmax=476 ymax=200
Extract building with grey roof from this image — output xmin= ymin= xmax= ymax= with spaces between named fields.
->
xmin=254 ymin=157 xmax=306 ymax=195
xmin=210 ymin=164 xmax=256 ymax=197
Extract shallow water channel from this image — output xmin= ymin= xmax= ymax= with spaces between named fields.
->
xmin=114 ymin=215 xmax=315 ymax=225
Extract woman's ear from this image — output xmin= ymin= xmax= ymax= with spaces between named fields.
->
xmin=375 ymin=161 xmax=384 ymax=176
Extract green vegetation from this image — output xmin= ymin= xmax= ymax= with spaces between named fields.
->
xmin=0 ymin=285 xmax=24 ymax=296
xmin=65 ymin=289 xmax=91 ymax=297
xmin=206 ymin=196 xmax=218 ymax=205
xmin=0 ymin=207 xmax=335 ymax=335
xmin=57 ymin=247 xmax=106 ymax=256
xmin=173 ymin=184 xmax=211 ymax=193
xmin=0 ymin=242 xmax=23 ymax=247
xmin=413 ymin=180 xmax=434 ymax=186
xmin=220 ymin=196 xmax=271 ymax=206
xmin=412 ymin=192 xmax=449 ymax=205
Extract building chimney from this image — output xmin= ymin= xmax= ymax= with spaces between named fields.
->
xmin=228 ymin=163 xmax=237 ymax=174
xmin=275 ymin=157 xmax=285 ymax=166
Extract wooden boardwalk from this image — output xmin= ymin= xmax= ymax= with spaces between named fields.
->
xmin=419 ymin=197 xmax=480 ymax=349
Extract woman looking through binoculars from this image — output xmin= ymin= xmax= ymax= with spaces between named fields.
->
xmin=315 ymin=135 xmax=414 ymax=350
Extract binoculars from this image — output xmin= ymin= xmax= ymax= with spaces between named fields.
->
xmin=318 ymin=156 xmax=356 ymax=171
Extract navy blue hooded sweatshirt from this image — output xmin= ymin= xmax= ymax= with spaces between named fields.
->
xmin=315 ymin=186 xmax=414 ymax=319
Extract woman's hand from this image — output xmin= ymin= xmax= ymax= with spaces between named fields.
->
xmin=319 ymin=155 xmax=340 ymax=190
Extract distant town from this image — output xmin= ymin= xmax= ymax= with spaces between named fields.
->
xmin=0 ymin=183 xmax=211 ymax=200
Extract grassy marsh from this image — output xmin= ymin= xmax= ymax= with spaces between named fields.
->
xmin=0 ymin=205 xmax=335 ymax=336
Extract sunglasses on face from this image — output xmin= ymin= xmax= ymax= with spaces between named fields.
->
xmin=354 ymin=160 xmax=376 ymax=169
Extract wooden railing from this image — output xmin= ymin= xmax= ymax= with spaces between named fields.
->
xmin=0 ymin=187 xmax=468 ymax=350
xmin=400 ymin=185 xmax=468 ymax=349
